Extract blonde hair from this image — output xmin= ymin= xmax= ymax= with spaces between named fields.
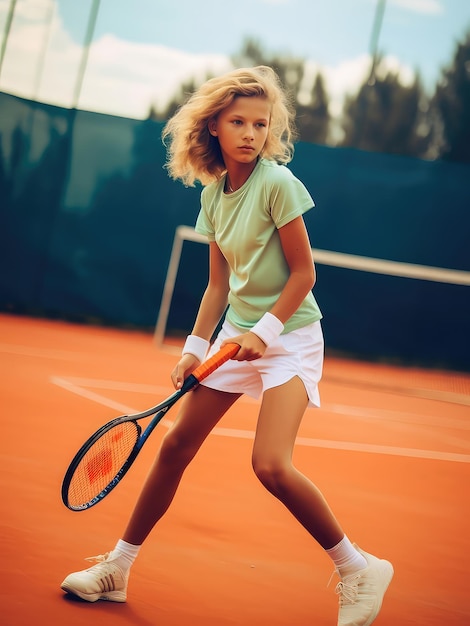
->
xmin=162 ymin=65 xmax=297 ymax=186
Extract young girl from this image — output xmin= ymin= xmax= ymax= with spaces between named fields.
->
xmin=61 ymin=66 xmax=393 ymax=625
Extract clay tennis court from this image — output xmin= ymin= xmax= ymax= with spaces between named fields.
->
xmin=1 ymin=312 xmax=468 ymax=625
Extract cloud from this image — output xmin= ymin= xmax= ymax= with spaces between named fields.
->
xmin=2 ymin=0 xmax=52 ymax=21
xmin=389 ymin=0 xmax=444 ymax=15
xmin=0 ymin=0 xmax=414 ymax=120
xmin=75 ymin=35 xmax=232 ymax=117
xmin=0 ymin=3 xmax=231 ymax=117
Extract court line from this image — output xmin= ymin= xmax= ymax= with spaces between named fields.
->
xmin=325 ymin=402 xmax=470 ymax=431
xmin=210 ymin=429 xmax=470 ymax=464
xmin=0 ymin=343 xmax=83 ymax=360
xmin=50 ymin=376 xmax=470 ymax=464
xmin=4 ymin=340 xmax=468 ymax=406
xmin=323 ymin=375 xmax=470 ymax=407
xmin=54 ymin=376 xmax=470 ymax=430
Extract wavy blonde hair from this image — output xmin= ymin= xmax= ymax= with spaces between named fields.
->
xmin=162 ymin=65 xmax=297 ymax=186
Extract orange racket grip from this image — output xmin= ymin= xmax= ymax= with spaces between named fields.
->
xmin=191 ymin=343 xmax=240 ymax=383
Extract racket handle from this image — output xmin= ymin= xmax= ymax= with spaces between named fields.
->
xmin=179 ymin=343 xmax=239 ymax=393
xmin=192 ymin=342 xmax=240 ymax=383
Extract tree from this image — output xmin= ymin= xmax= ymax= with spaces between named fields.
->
xmin=233 ymin=38 xmax=331 ymax=144
xmin=151 ymin=38 xmax=332 ymax=146
xmin=296 ymin=73 xmax=331 ymax=145
xmin=232 ymin=37 xmax=305 ymax=104
xmin=432 ymin=30 xmax=470 ymax=162
xmin=340 ymin=61 xmax=430 ymax=158
xmin=149 ymin=77 xmax=203 ymax=121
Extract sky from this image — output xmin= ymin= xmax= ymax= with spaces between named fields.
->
xmin=0 ymin=0 xmax=469 ymax=119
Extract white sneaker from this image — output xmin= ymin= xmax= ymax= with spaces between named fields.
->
xmin=335 ymin=545 xmax=393 ymax=626
xmin=61 ymin=552 xmax=128 ymax=602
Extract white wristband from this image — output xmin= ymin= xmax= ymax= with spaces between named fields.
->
xmin=250 ymin=312 xmax=284 ymax=346
xmin=182 ymin=335 xmax=210 ymax=362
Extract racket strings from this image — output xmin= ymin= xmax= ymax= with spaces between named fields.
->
xmin=66 ymin=421 xmax=140 ymax=508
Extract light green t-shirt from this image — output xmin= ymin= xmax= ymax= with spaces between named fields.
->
xmin=195 ymin=158 xmax=322 ymax=333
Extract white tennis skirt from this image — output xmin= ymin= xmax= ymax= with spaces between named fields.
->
xmin=201 ymin=319 xmax=324 ymax=408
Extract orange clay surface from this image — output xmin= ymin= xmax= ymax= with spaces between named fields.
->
xmin=1 ymin=313 xmax=469 ymax=626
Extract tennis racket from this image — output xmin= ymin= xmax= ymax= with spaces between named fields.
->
xmin=61 ymin=342 xmax=239 ymax=511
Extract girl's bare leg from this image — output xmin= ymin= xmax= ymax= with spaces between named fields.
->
xmin=123 ymin=385 xmax=241 ymax=545
xmin=252 ymin=376 xmax=344 ymax=549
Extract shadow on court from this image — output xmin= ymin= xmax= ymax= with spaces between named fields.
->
xmin=1 ymin=313 xmax=468 ymax=626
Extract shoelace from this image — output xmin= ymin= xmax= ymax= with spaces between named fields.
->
xmin=334 ymin=573 xmax=360 ymax=606
xmin=82 ymin=552 xmax=122 ymax=593
xmin=84 ymin=553 xmax=111 ymax=568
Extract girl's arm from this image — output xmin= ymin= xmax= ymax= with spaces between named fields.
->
xmin=222 ymin=215 xmax=315 ymax=361
xmin=191 ymin=241 xmax=231 ymax=340
xmin=270 ymin=214 xmax=315 ymax=323
xmin=171 ymin=241 xmax=230 ymax=387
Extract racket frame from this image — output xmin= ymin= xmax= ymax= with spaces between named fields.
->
xmin=61 ymin=343 xmax=239 ymax=511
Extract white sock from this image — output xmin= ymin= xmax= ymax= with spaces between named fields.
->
xmin=111 ymin=539 xmax=141 ymax=571
xmin=326 ymin=535 xmax=367 ymax=578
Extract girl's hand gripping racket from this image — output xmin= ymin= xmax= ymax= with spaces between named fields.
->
xmin=61 ymin=343 xmax=239 ymax=511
